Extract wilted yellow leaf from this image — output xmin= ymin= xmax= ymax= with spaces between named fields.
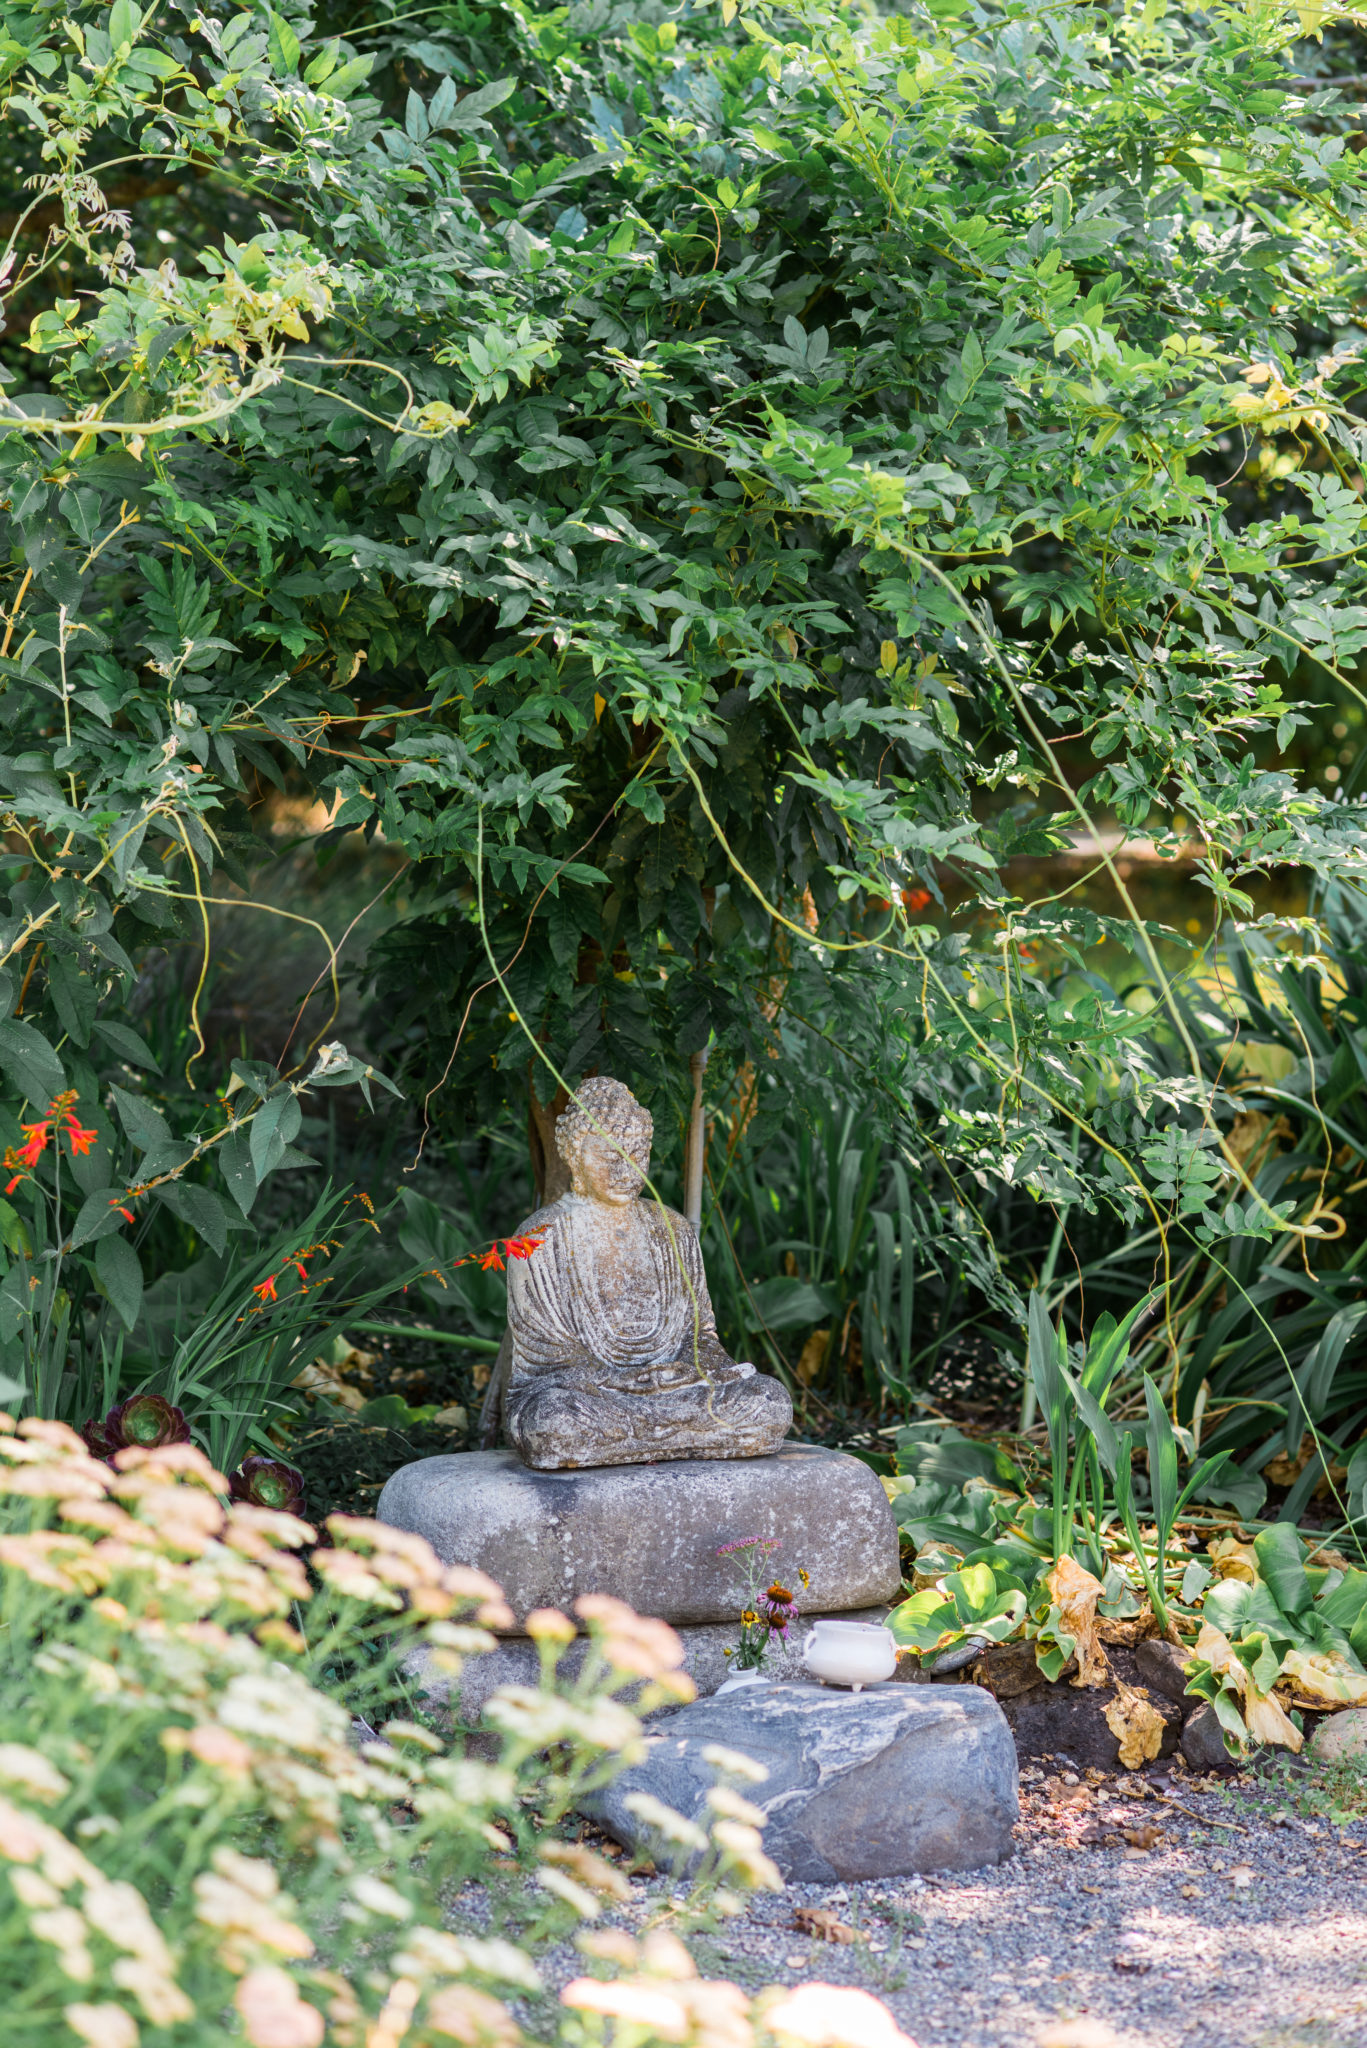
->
xmin=1046 ymin=1554 xmax=1109 ymax=1689
xmin=797 ymin=1330 xmax=829 ymax=1386
xmin=1104 ymin=1683 xmax=1166 ymax=1770
xmin=1194 ymin=1621 xmax=1303 ymax=1754
xmin=1280 ymin=1647 xmax=1367 ymax=1708
xmin=1207 ymin=1536 xmax=1259 ymax=1584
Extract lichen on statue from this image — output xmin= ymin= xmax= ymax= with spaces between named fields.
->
xmin=500 ymin=1076 xmax=792 ymax=1471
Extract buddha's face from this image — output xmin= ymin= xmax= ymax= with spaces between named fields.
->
xmin=568 ymin=1128 xmax=649 ymax=1206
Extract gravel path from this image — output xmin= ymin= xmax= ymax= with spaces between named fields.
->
xmin=549 ymin=1764 xmax=1367 ymax=2048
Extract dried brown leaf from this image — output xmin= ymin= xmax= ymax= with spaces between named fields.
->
xmin=1103 ymin=1682 xmax=1166 ymax=1769
xmin=1046 ymin=1556 xmax=1110 ymax=1689
xmin=791 ymin=1908 xmax=864 ymax=1945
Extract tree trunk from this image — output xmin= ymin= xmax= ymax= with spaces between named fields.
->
xmin=683 ymin=1042 xmax=711 ymax=1230
xmin=527 ymin=1070 xmax=571 ymax=1204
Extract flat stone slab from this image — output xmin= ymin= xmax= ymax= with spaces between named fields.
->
xmin=376 ymin=1443 xmax=901 ymax=1630
xmin=580 ymin=1680 xmax=1017 ymax=1880
xmin=403 ymin=1605 xmax=902 ymax=1725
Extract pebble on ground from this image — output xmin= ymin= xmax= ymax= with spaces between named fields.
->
xmin=527 ymin=1761 xmax=1367 ymax=2048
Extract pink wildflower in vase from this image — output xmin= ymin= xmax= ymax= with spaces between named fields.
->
xmin=716 ymin=1538 xmax=807 ymax=1672
xmin=762 ymin=1579 xmax=801 ymax=1639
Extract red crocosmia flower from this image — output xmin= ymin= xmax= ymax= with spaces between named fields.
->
xmin=478 ymin=1245 xmax=506 ymax=1273
xmin=503 ymin=1234 xmax=544 ymax=1260
xmin=901 ymin=886 xmax=932 ymax=915
xmin=110 ymin=1199 xmax=136 ymax=1224
xmin=63 ymin=1117 xmax=99 ymax=1156
xmin=16 ymin=1123 xmax=50 ymax=1168
xmin=252 ymin=1275 xmax=279 ymax=1304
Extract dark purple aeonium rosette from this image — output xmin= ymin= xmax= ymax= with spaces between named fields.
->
xmin=229 ymin=1456 xmax=307 ymax=1516
xmin=81 ymin=1393 xmax=191 ymax=1461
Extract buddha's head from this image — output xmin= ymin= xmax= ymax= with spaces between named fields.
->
xmin=556 ymin=1077 xmax=652 ymax=1206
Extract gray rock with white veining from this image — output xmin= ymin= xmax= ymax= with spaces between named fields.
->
xmin=580 ymin=1679 xmax=1019 ymax=1880
xmin=377 ymin=1443 xmax=901 ymax=1630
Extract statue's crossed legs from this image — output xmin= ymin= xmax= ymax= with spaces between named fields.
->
xmin=504 ymin=1360 xmax=792 ymax=1471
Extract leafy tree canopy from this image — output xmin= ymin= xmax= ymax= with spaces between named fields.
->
xmin=1 ymin=0 xmax=1366 ymax=1331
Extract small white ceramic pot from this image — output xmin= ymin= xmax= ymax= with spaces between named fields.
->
xmin=716 ymin=1668 xmax=771 ymax=1697
xmin=801 ymin=1618 xmax=897 ymax=1691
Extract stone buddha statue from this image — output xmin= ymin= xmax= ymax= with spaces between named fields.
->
xmin=493 ymin=1076 xmax=792 ymax=1472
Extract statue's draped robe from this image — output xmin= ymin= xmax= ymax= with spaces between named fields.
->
xmin=503 ymin=1193 xmax=790 ymax=1470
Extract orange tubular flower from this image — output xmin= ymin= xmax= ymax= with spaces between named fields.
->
xmin=503 ymin=1233 xmax=544 ymax=1260
xmin=252 ymin=1275 xmax=279 ymax=1305
xmin=452 ymin=1233 xmax=543 ymax=1272
xmin=16 ymin=1123 xmax=50 ymax=1169
xmin=63 ymin=1116 xmax=99 ymax=1156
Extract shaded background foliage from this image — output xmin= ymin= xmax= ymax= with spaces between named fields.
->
xmin=1 ymin=0 xmax=1367 ymax=1520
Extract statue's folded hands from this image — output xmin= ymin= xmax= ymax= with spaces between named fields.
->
xmin=496 ymin=1077 xmax=792 ymax=1471
xmin=562 ymin=1358 xmax=755 ymax=1397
